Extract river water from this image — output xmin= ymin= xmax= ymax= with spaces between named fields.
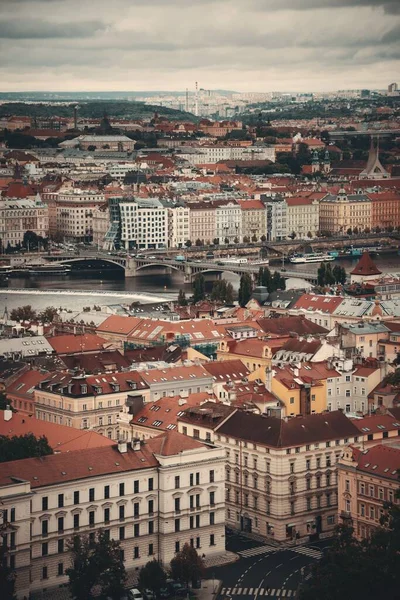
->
xmin=0 ymin=254 xmax=399 ymax=313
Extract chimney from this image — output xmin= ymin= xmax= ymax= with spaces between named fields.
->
xmin=178 ymin=398 xmax=187 ymax=406
xmin=4 ymin=406 xmax=12 ymax=422
xmin=118 ymin=440 xmax=128 ymax=453
xmin=131 ymin=439 xmax=141 ymax=451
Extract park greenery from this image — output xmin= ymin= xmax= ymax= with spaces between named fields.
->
xmin=299 ymin=480 xmax=400 ymax=600
xmin=138 ymin=560 xmax=167 ymax=599
xmin=0 ymin=433 xmax=53 ymax=463
xmin=9 ymin=305 xmax=58 ymax=323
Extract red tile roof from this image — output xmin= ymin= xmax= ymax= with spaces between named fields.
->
xmin=47 ymin=333 xmax=108 ymax=354
xmin=257 ymin=316 xmax=328 ymax=336
xmin=146 ymin=430 xmax=209 ymax=456
xmin=0 ymin=444 xmax=158 ymax=488
xmin=292 ymin=294 xmax=343 ymax=314
xmin=96 ymin=315 xmax=142 ymax=335
xmin=352 ymin=443 xmax=400 ymax=480
xmin=351 ymin=414 xmax=400 ymax=434
xmin=0 ymin=413 xmax=114 ymax=453
xmin=131 ymin=392 xmax=215 ymax=431
xmin=203 ymin=359 xmax=250 ymax=382
xmin=6 ymin=370 xmax=48 ymax=402
xmin=140 ymin=364 xmax=212 ymax=385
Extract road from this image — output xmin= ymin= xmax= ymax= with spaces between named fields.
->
xmin=208 ymin=532 xmax=331 ymax=599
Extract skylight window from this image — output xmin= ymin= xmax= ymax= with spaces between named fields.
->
xmin=152 ymin=420 xmax=163 ymax=427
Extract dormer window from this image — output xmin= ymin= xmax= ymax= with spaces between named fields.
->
xmin=81 ymin=384 xmax=87 ymax=394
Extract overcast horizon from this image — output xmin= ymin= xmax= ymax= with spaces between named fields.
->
xmin=1 ymin=0 xmax=399 ymax=93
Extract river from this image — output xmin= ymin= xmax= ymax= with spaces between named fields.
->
xmin=0 ymin=254 xmax=399 ymax=313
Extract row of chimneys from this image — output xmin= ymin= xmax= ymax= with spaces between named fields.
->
xmin=118 ymin=439 xmax=141 ymax=453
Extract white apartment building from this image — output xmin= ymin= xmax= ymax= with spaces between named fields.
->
xmin=215 ymin=201 xmax=242 ymax=244
xmin=265 ymin=200 xmax=288 ymax=241
xmin=0 ymin=197 xmax=48 ymax=247
xmin=92 ymin=204 xmax=110 ymax=249
xmin=286 ymin=198 xmax=319 ymax=238
xmin=120 ymin=197 xmax=168 ymax=250
xmin=165 ymin=204 xmax=190 ymax=248
xmin=179 ymin=145 xmax=275 ymax=166
xmin=0 ymin=433 xmax=226 ymax=599
xmin=178 ymin=406 xmax=361 ymax=543
xmin=56 ymin=190 xmax=105 ymax=242
xmin=324 ymin=357 xmax=385 ymax=415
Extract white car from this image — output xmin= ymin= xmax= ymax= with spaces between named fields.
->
xmin=128 ymin=589 xmax=144 ymax=600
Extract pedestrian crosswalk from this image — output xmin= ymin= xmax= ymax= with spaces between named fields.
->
xmin=289 ymin=546 xmax=323 ymax=560
xmin=237 ymin=545 xmax=279 ymax=558
xmin=220 ymin=587 xmax=297 ymax=597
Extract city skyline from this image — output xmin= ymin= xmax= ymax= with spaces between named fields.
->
xmin=0 ymin=0 xmax=399 ymax=93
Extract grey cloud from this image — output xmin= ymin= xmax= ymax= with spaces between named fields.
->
xmin=0 ymin=19 xmax=106 ymax=39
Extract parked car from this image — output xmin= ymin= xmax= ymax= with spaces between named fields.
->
xmin=127 ymin=588 xmax=144 ymax=600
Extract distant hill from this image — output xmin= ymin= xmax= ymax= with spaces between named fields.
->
xmin=0 ymin=100 xmax=197 ymax=122
xmin=0 ymin=90 xmax=237 ymax=101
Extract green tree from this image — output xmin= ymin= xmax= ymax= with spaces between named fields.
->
xmin=333 ymin=265 xmax=347 ymax=285
xmin=39 ymin=306 xmax=58 ymax=323
xmin=185 ymin=240 xmax=192 ymax=248
xmin=260 ymin=235 xmax=267 ymax=242
xmin=66 ymin=531 xmax=127 ymax=600
xmin=139 ymin=560 xmax=167 ymax=599
xmin=272 ymin=270 xmax=282 ymax=291
xmin=170 ymin=543 xmax=204 ymax=587
xmin=234 ymin=236 xmax=239 ymax=244
xmin=325 ymin=262 xmax=335 ymax=286
xmin=192 ymin=274 xmax=205 ymax=303
xmin=251 ymin=234 xmax=258 ymax=243
xmin=10 ymin=305 xmax=37 ymax=321
xmin=177 ymin=289 xmax=188 ymax=306
xmin=87 ymin=145 xmax=96 ymax=151
xmin=243 ymin=236 xmax=250 ymax=244
xmin=210 ymin=280 xmax=234 ymax=304
xmin=238 ymin=273 xmax=253 ymax=307
xmin=347 ymin=227 xmax=353 ymax=236
xmin=195 ymin=239 xmax=203 ymax=246
xmin=0 ymin=434 xmax=53 ymax=463
xmin=0 ymin=542 xmax=16 ymax=600
xmin=365 ymin=226 xmax=371 ymax=234
xmin=213 ymin=238 xmax=219 ymax=246
xmin=22 ymin=230 xmax=39 ymax=251
xmin=224 ymin=237 xmax=229 ymax=244
xmin=317 ymin=262 xmax=326 ymax=287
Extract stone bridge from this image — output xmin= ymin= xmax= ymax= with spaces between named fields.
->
xmin=47 ymin=254 xmax=318 ymax=284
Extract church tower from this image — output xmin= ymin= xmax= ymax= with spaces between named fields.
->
xmin=311 ymin=149 xmax=320 ymax=174
xmin=323 ymin=148 xmax=331 ymax=174
xmin=359 ymin=136 xmax=389 ymax=179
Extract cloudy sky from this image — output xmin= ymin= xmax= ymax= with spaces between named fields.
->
xmin=1 ymin=0 xmax=399 ymax=92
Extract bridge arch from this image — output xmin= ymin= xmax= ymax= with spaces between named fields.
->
xmin=135 ymin=262 xmax=184 ymax=273
xmin=57 ymin=257 xmax=126 ymax=271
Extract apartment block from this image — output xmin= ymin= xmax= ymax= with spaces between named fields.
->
xmin=0 ymin=432 xmax=226 ymax=599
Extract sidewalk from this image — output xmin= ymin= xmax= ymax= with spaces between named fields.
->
xmin=203 ymin=551 xmax=239 ymax=569
xmin=193 ymin=579 xmax=222 ymax=600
